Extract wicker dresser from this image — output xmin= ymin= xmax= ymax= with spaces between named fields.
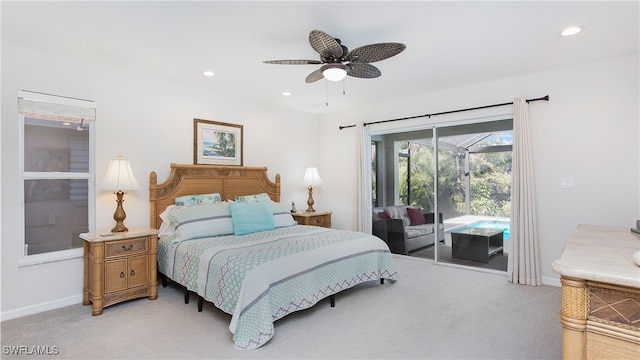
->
xmin=552 ymin=225 xmax=640 ymax=359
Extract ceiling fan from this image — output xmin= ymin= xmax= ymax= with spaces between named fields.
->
xmin=263 ymin=30 xmax=406 ymax=83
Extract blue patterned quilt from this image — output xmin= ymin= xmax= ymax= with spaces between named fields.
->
xmin=157 ymin=225 xmax=398 ymax=350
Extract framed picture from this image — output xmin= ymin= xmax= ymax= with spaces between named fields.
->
xmin=194 ymin=119 xmax=243 ymax=166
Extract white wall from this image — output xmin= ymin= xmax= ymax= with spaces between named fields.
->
xmin=1 ymin=42 xmax=321 ymax=318
xmin=2 ymin=39 xmax=638 ymax=318
xmin=319 ymin=55 xmax=640 ymax=284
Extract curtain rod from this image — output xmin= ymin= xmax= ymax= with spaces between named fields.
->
xmin=338 ymin=95 xmax=549 ymax=130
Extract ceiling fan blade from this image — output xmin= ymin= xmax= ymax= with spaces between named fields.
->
xmin=263 ymin=59 xmax=322 ymax=65
xmin=346 ymin=43 xmax=406 ymax=63
xmin=347 ymin=63 xmax=381 ymax=79
xmin=309 ymin=30 xmax=343 ymax=62
xmin=305 ymin=69 xmax=324 ymax=83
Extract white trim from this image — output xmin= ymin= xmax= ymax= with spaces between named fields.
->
xmin=367 ymin=112 xmax=513 ymax=137
xmin=23 ymin=172 xmax=90 ymax=179
xmin=541 ymin=276 xmax=561 ymax=287
xmin=17 ymin=90 xmax=97 ymax=109
xmin=18 ymin=248 xmax=83 ymax=267
xmin=0 ymin=294 xmax=83 ymax=322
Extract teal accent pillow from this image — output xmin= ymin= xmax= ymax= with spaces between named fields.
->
xmin=229 ymin=201 xmax=275 ymax=235
xmin=175 ymin=193 xmax=222 ymax=206
xmin=235 ymin=193 xmax=271 ymax=203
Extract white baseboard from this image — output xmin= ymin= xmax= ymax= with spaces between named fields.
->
xmin=1 ymin=294 xmax=82 ymax=322
xmin=542 ymin=276 xmax=561 ymax=287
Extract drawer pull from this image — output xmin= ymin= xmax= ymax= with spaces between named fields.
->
xmin=130 ymin=270 xmax=136 ymax=276
xmin=122 ymin=244 xmax=134 ymax=251
xmin=120 ymin=272 xmax=125 ymax=278
xmin=315 ymin=219 xmax=322 ymax=223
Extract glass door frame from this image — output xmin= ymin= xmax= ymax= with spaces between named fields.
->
xmin=366 ymin=113 xmax=513 ymax=269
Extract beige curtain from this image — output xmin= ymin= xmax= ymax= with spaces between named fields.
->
xmin=508 ymin=98 xmax=542 ymax=286
xmin=355 ymin=122 xmax=370 ymax=232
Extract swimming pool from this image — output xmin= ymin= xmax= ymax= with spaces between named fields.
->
xmin=448 ymin=220 xmax=510 ymax=240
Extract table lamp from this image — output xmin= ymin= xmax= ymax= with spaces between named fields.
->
xmin=303 ymin=167 xmax=323 ymax=212
xmin=102 ymin=156 xmax=140 ymax=232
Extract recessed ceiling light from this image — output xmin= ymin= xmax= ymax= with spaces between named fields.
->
xmin=561 ymin=26 xmax=583 ymax=36
xmin=282 ymin=91 xmax=292 ymax=96
xmin=203 ymin=70 xmax=215 ymax=77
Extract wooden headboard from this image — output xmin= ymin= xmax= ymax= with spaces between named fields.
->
xmin=149 ymin=163 xmax=281 ymax=229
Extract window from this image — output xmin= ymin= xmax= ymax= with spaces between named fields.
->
xmin=19 ymin=91 xmax=95 ymax=259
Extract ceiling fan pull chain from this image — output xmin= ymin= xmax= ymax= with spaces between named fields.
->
xmin=325 ymin=79 xmax=329 ymax=107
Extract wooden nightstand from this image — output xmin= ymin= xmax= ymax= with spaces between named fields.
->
xmin=81 ymin=227 xmax=159 ymax=315
xmin=292 ymin=211 xmax=332 ymax=228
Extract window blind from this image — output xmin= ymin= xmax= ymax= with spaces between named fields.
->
xmin=18 ymin=90 xmax=96 ymax=120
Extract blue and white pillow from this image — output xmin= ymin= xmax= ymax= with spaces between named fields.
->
xmin=235 ymin=193 xmax=271 ymax=203
xmin=166 ymin=202 xmax=233 ymax=241
xmin=175 ymin=193 xmax=222 ymax=206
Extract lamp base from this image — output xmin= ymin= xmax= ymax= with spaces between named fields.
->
xmin=111 ymin=191 xmax=129 ymax=233
xmin=111 ymin=222 xmax=129 ymax=233
xmin=305 ymin=186 xmax=316 ymax=212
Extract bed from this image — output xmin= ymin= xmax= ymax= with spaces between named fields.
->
xmin=150 ymin=163 xmax=398 ymax=350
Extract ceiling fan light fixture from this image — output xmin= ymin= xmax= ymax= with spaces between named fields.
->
xmin=321 ymin=64 xmax=347 ymax=82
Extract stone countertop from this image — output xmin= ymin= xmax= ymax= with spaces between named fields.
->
xmin=80 ymin=227 xmax=159 ymax=242
xmin=552 ymin=224 xmax=640 ymax=288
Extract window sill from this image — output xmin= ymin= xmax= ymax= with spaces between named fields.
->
xmin=18 ymin=248 xmax=83 ymax=267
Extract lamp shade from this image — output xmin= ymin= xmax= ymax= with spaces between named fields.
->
xmin=303 ymin=167 xmax=323 ymax=187
xmin=102 ymin=156 xmax=140 ymax=191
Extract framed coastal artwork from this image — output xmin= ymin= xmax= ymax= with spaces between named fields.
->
xmin=193 ymin=119 xmax=243 ymax=166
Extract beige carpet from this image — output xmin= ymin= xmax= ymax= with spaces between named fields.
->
xmin=1 ymin=255 xmax=561 ymax=359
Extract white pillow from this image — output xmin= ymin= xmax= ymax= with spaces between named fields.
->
xmin=269 ymin=201 xmax=297 ymax=228
xmin=167 ymin=202 xmax=233 ymax=240
xmin=158 ymin=205 xmax=177 ymax=237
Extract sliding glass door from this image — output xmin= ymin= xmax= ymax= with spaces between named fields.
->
xmin=371 ymin=119 xmax=512 ymax=271
xmin=436 ymin=121 xmax=512 ymax=271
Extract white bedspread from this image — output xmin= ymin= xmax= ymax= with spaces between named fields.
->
xmin=157 ymin=225 xmax=398 ymax=349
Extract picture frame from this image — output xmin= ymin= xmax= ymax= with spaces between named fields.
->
xmin=194 ymin=119 xmax=243 ymax=166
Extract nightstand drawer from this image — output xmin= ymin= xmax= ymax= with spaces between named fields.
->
xmin=291 ymin=211 xmax=332 ymax=228
xmin=105 ymin=237 xmax=148 ymax=258
xmin=308 ymin=216 xmax=329 ymax=227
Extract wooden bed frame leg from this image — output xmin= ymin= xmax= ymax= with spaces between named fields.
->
xmin=160 ymin=272 xmax=167 ymax=288
xmin=330 ymin=295 xmax=335 ymax=307
xmin=198 ymin=296 xmax=203 ymax=312
xmin=184 ymin=288 xmax=189 ymax=304
xmin=380 ymin=278 xmax=385 ymax=285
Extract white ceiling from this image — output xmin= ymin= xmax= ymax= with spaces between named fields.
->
xmin=3 ymin=1 xmax=638 ymax=115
